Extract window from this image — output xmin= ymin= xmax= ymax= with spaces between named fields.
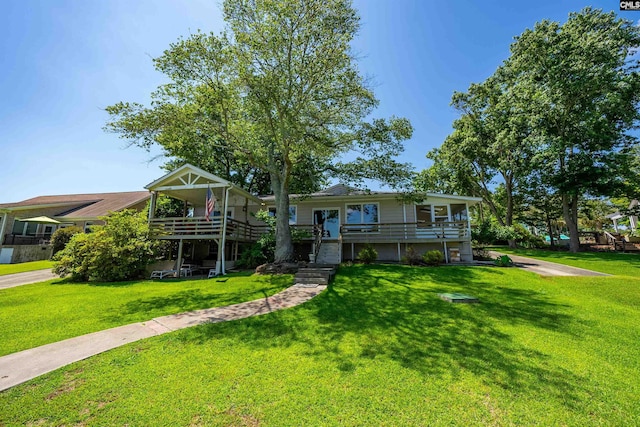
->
xmin=267 ymin=206 xmax=297 ymax=225
xmin=434 ymin=205 xmax=449 ymax=223
xmin=450 ymin=204 xmax=468 ymax=221
xmin=346 ymin=203 xmax=379 ymax=224
xmin=416 ymin=205 xmax=432 ymax=228
xmin=346 ymin=203 xmax=379 ymax=232
xmin=12 ymin=220 xmax=23 ymax=235
xmin=84 ymin=222 xmax=93 ymax=233
xmin=11 ymin=220 xmax=37 ymax=236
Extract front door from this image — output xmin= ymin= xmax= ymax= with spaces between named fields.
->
xmin=313 ymin=208 xmax=340 ymax=240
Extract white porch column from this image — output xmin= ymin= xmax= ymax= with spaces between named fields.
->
xmin=220 ymin=186 xmax=230 ymax=274
xmin=466 ymin=203 xmax=472 ymax=238
xmin=402 ymin=203 xmax=408 ymax=240
xmin=176 ymin=239 xmax=184 ymax=271
xmin=443 ymin=240 xmax=449 ymax=264
xmin=613 ymin=218 xmax=619 ymax=233
xmin=148 ymin=191 xmax=157 ymax=223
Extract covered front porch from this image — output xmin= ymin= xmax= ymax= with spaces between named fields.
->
xmin=146 ymin=164 xmax=265 ymax=275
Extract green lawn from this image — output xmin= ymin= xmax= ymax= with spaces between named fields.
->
xmin=0 ymin=260 xmax=54 ymax=276
xmin=1 ymin=263 xmax=639 ymax=426
xmin=0 ymin=272 xmax=291 ymax=356
xmin=492 ymin=247 xmax=640 ymax=276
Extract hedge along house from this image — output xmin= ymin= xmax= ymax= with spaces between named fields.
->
xmin=146 ymin=164 xmax=482 ymax=268
xmin=0 ymin=191 xmax=150 ymax=264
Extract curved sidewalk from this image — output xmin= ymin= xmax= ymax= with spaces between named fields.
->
xmin=0 ymin=284 xmax=326 ymax=392
xmin=489 ymin=251 xmax=610 ymax=277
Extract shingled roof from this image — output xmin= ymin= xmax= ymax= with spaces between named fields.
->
xmin=0 ymin=191 xmax=150 ymax=219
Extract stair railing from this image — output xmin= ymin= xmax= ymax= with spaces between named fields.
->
xmin=313 ymin=223 xmax=324 ymax=261
xmin=603 ymin=231 xmax=625 ymax=251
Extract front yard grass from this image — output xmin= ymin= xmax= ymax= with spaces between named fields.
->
xmin=0 ymin=260 xmax=54 ymax=276
xmin=1 ymin=263 xmax=639 ymax=426
xmin=0 ymin=272 xmax=290 ymax=356
xmin=492 ymin=247 xmax=640 ymax=276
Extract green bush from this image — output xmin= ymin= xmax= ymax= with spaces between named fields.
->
xmin=235 ymin=243 xmax=268 ymax=269
xmin=53 ymin=210 xmax=162 ymax=282
xmin=494 ymin=255 xmax=514 ymax=267
xmin=358 ymin=245 xmax=378 ymax=264
xmin=423 ymin=250 xmax=444 ymax=266
xmin=50 ymin=226 xmax=83 ymax=254
xmin=473 ymin=220 xmax=546 ymax=248
xmin=401 ymin=246 xmax=422 ymax=266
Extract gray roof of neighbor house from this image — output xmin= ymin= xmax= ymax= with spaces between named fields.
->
xmin=0 ymin=191 xmax=150 ymax=219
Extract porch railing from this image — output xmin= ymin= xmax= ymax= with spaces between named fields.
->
xmin=148 ymin=217 xmax=469 ymax=243
xmin=2 ymin=234 xmax=52 ymax=245
xmin=340 ymin=221 xmax=469 ymax=242
xmin=148 ymin=217 xmax=269 ymax=241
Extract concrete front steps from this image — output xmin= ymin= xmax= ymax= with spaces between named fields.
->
xmin=316 ymin=242 xmax=341 ymax=265
xmin=294 ymin=264 xmax=337 ymax=286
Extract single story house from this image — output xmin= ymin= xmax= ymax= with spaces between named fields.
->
xmin=0 ymin=191 xmax=150 ymax=263
xmin=146 ymin=164 xmax=481 ymax=274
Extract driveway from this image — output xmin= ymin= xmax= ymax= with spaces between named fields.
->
xmin=489 ymin=251 xmax=610 ymax=277
xmin=0 ymin=270 xmax=58 ymax=290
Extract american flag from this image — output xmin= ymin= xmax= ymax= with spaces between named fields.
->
xmin=205 ymin=186 xmax=216 ymax=221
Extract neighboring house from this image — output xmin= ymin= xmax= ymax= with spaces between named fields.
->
xmin=0 ymin=191 xmax=150 ymax=264
xmin=146 ymin=164 xmax=481 ymax=273
xmin=607 ymin=199 xmax=639 ymax=233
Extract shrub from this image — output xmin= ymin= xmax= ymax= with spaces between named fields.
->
xmin=235 ymin=243 xmax=268 ymax=269
xmin=423 ymin=250 xmax=444 ymax=266
xmin=53 ymin=210 xmax=162 ymax=282
xmin=494 ymin=255 xmax=514 ymax=267
xmin=358 ymin=245 xmax=378 ymax=264
xmin=401 ymin=246 xmax=422 ymax=266
xmin=50 ymin=226 xmax=83 ymax=254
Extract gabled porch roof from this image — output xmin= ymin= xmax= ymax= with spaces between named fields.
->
xmin=145 ymin=164 xmax=262 ymax=206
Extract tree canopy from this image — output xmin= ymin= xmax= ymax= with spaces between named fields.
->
xmin=419 ymin=8 xmax=640 ymax=251
xmin=106 ymin=0 xmax=413 ymax=262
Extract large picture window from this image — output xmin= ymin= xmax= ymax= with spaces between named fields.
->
xmin=346 ymin=203 xmax=379 ymax=232
xmin=450 ymin=204 xmax=468 ymax=221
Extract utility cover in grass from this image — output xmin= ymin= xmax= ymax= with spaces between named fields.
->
xmin=438 ymin=293 xmax=479 ymax=303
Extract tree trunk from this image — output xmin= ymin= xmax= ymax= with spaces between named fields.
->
xmin=546 ymin=212 xmax=555 ymax=248
xmin=504 ymin=177 xmax=517 ymax=248
xmin=562 ymin=194 xmax=580 ymax=253
xmin=271 ymin=172 xmax=294 ymax=263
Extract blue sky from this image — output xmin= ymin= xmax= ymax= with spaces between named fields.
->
xmin=0 ymin=0 xmax=635 ymax=202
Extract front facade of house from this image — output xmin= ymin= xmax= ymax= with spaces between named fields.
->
xmin=1 ymin=164 xmax=480 ymax=266
xmin=0 ymin=192 xmax=150 ymax=263
xmin=146 ymin=164 xmax=481 ymax=271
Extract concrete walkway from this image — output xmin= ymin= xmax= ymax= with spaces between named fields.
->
xmin=0 ymin=269 xmax=58 ymax=290
xmin=0 ymin=283 xmax=327 ymax=392
xmin=489 ymin=251 xmax=610 ymax=277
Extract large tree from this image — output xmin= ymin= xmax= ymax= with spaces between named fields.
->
xmin=507 ymin=8 xmax=640 ymax=252
xmin=417 ymin=68 xmax=534 ymax=233
xmin=106 ymin=0 xmax=413 ymax=262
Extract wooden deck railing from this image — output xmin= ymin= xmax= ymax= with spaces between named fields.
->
xmin=340 ymin=221 xmax=469 ymax=242
xmin=149 ymin=217 xmax=269 ymax=241
xmin=2 ymin=234 xmax=52 ymax=245
xmin=148 ymin=217 xmax=470 ymax=243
